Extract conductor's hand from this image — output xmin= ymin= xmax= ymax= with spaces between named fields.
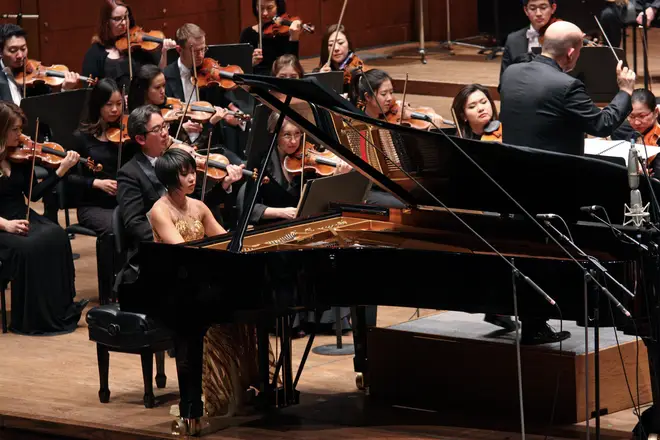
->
xmin=616 ymin=60 xmax=636 ymax=96
xmin=56 ymin=151 xmax=80 ymax=177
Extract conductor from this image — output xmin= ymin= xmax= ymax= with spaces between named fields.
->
xmin=499 ymin=20 xmax=636 ymax=156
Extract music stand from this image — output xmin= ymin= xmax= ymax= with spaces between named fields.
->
xmin=20 ymin=88 xmax=90 ymax=147
xmin=296 ymin=171 xmax=371 ymax=218
xmin=304 ymin=71 xmax=344 ymax=94
xmin=569 ymin=47 xmax=627 ymax=103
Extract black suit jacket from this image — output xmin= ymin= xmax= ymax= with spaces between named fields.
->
xmin=500 ymin=28 xmax=529 ymax=85
xmin=499 ymin=55 xmax=632 ymax=155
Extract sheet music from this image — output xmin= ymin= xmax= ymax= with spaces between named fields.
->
xmin=584 ymin=138 xmax=660 ymax=165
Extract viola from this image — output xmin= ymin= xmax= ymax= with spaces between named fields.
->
xmin=115 ymin=26 xmax=166 ymax=52
xmin=15 ymin=60 xmax=97 ymax=88
xmin=161 ymin=97 xmax=251 ymax=123
xmin=644 ymin=121 xmax=660 ymax=147
xmin=106 ymin=115 xmax=129 ymax=144
xmin=194 ymin=58 xmax=244 ymax=90
xmin=263 ymin=14 xmax=315 ymax=37
xmin=480 ymin=120 xmax=503 ymax=143
xmin=283 ymin=143 xmax=339 ymax=177
xmin=188 ymin=149 xmax=266 ymax=184
xmin=9 ymin=134 xmax=102 ymax=172
xmin=341 ymin=53 xmax=366 ymax=86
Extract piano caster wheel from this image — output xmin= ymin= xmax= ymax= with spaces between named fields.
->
xmin=171 ymin=417 xmax=201 ymax=436
xmin=356 ymin=373 xmax=366 ymax=390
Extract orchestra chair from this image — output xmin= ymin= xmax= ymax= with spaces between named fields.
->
xmin=85 ymin=206 xmax=174 ymax=408
xmin=0 ymin=260 xmax=9 ymax=334
xmin=56 ymin=179 xmax=117 ymax=305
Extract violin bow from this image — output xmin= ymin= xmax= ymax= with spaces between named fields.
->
xmin=399 ymin=73 xmax=409 ymax=125
xmin=117 ymin=84 xmax=126 ymax=172
xmin=200 ymin=130 xmax=212 ymax=203
xmin=258 ymin=3 xmax=263 ymax=51
xmin=125 ymin=11 xmax=133 ymax=81
xmin=451 ymin=108 xmax=463 ymax=138
xmin=191 ymin=46 xmax=200 ymax=101
xmin=22 ymin=61 xmax=26 ymax=99
xmin=26 ymin=118 xmax=39 ymax=221
xmin=300 ymin=133 xmax=306 ymax=203
xmin=324 ymin=0 xmax=349 ymax=69
xmin=174 ymin=78 xmax=197 ymax=141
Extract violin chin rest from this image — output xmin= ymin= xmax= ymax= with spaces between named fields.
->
xmin=484 ymin=120 xmax=501 ymax=133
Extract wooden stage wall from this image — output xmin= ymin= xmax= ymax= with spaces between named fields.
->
xmin=0 ymin=0 xmax=478 ymax=73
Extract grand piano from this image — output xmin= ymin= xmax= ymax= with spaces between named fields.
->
xmin=118 ymin=73 xmax=660 ymax=436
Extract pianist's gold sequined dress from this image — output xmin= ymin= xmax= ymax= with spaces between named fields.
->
xmin=152 ymin=210 xmax=261 ymax=417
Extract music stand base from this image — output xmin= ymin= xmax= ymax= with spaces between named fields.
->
xmin=312 ymin=344 xmax=355 ymax=356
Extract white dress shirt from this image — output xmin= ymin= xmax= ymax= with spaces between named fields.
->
xmin=526 ymin=25 xmax=541 ymax=53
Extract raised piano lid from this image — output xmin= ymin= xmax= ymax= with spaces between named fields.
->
xmin=233 ymin=72 xmax=659 ymax=226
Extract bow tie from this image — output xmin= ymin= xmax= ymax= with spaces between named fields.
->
xmin=526 ymin=28 xmax=539 ymax=40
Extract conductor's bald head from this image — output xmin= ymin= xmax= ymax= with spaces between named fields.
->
xmin=541 ymin=21 xmax=584 ymax=72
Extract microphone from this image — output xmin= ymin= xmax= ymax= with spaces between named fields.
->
xmin=580 ymin=205 xmax=602 ymax=213
xmin=409 ymin=112 xmax=431 ymax=122
xmin=218 ymin=70 xmax=235 ymax=80
xmin=536 ymin=213 xmax=557 ymax=220
xmin=624 ymin=139 xmax=650 ymax=228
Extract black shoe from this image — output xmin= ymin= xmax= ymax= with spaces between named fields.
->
xmin=521 ymin=323 xmax=571 ymax=345
xmin=75 ymin=298 xmax=90 ymax=311
xmin=484 ymin=314 xmax=518 ymax=333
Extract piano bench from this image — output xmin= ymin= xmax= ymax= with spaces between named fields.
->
xmin=86 ymin=303 xmax=175 ymax=408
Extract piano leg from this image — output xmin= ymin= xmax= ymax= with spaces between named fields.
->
xmin=635 ymin=338 xmax=660 ymax=439
xmin=351 ymin=305 xmax=370 ymax=390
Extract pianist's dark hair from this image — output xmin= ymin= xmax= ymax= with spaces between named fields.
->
xmin=128 ymin=104 xmax=161 ymax=141
xmin=631 ymin=88 xmax=657 ymax=112
xmin=252 ymin=0 xmax=286 ymax=18
xmin=78 ymin=78 xmax=121 ymax=137
xmin=155 ymin=148 xmax=197 ymax=192
xmin=451 ymin=84 xmax=498 ymax=140
xmin=128 ymin=64 xmax=164 ymax=112
xmin=349 ymin=68 xmax=392 ymax=109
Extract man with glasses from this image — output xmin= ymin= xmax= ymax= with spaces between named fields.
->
xmin=499 ymin=0 xmax=557 ymax=86
xmin=116 ymin=105 xmax=244 ymax=284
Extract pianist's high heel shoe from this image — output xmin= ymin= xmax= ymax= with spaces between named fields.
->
xmin=171 ymin=417 xmax=201 ymax=436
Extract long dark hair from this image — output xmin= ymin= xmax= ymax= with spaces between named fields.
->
xmin=0 ymin=101 xmax=25 ymax=161
xmin=251 ymin=0 xmax=286 ymax=18
xmin=79 ymin=78 xmax=121 ymax=136
xmin=128 ymin=64 xmax=164 ymax=111
xmin=451 ymin=84 xmax=498 ymax=139
xmin=349 ymin=68 xmax=391 ymax=109
xmin=92 ymin=0 xmax=136 ymax=47
xmin=318 ymin=24 xmax=353 ymax=69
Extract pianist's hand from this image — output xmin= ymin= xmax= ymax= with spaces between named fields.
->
xmin=276 ymin=207 xmax=297 ymax=220
xmin=222 ymin=164 xmax=245 ymax=190
xmin=1 ymin=219 xmax=29 ymax=235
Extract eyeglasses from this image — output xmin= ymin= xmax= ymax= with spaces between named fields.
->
xmin=628 ymin=111 xmax=653 ymax=122
xmin=526 ymin=5 xmax=551 ymax=12
xmin=110 ymin=16 xmax=127 ymax=23
xmin=188 ymin=45 xmax=209 ymax=55
xmin=145 ymin=122 xmax=170 ymax=135
xmin=281 ymin=132 xmax=302 ymax=142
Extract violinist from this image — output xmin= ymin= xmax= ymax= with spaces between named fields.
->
xmin=240 ymin=0 xmax=302 ymax=75
xmin=116 ymin=105 xmax=243 ymax=285
xmin=69 ymin=78 xmax=135 ymax=236
xmin=315 ymin=24 xmax=364 ymax=94
xmin=499 ymin=0 xmax=557 ymax=83
xmin=349 ymin=68 xmax=445 ymax=130
xmin=0 ymin=101 xmax=88 ymax=335
xmin=451 ymin=84 xmax=502 ymax=142
xmin=0 ymin=24 xmax=80 ymax=105
xmin=81 ymin=0 xmax=176 ymax=92
xmin=237 ymin=112 xmax=350 ymax=225
xmin=163 ymin=24 xmax=243 ymax=151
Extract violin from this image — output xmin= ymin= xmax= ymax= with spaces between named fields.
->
xmin=480 ymin=120 xmax=503 ymax=143
xmin=194 ymin=58 xmax=244 ymax=90
xmin=115 ymin=26 xmax=166 ymax=52
xmin=263 ymin=14 xmax=315 ymax=37
xmin=283 ymin=143 xmax=339 ymax=177
xmin=106 ymin=115 xmax=129 ymax=144
xmin=385 ymin=101 xmax=454 ymax=130
xmin=161 ymin=97 xmax=251 ymax=123
xmin=9 ymin=134 xmax=102 ymax=172
xmin=341 ymin=53 xmax=365 ymax=86
xmin=15 ymin=60 xmax=97 ymax=88
xmin=644 ymin=121 xmax=660 ymax=147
